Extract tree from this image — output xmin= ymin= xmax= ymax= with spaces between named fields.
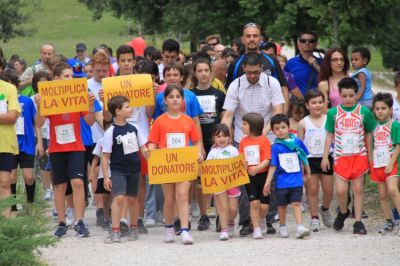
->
xmin=0 ymin=0 xmax=37 ymax=42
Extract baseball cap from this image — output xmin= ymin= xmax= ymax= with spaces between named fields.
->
xmin=67 ymin=58 xmax=86 ymax=78
xmin=76 ymin=42 xmax=87 ymax=52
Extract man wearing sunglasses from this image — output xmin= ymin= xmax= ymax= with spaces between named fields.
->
xmin=284 ymin=30 xmax=322 ymax=96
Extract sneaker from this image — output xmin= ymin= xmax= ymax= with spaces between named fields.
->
xmin=353 ymin=221 xmax=367 ymax=235
xmin=215 ymin=215 xmax=221 ymax=232
xmin=333 ymin=210 xmax=350 ymax=231
xmin=219 ymin=231 xmax=229 ymax=241
xmin=96 ymin=209 xmax=104 ymax=226
xmin=266 ymin=223 xmax=277 ymax=235
xmin=74 ymin=220 xmax=90 ymax=237
xmin=279 ymin=225 xmax=289 ymax=238
xmin=104 ymin=231 xmax=121 ymax=244
xmin=228 ymin=224 xmax=235 ymax=237
xmin=120 ymin=221 xmax=129 ymax=237
xmin=319 ymin=206 xmax=333 ymax=228
xmin=253 ymin=227 xmax=263 ymax=239
xmin=164 ymin=227 xmax=175 ymax=243
xmin=144 ymin=218 xmax=156 ymax=228
xmin=296 ymin=226 xmax=311 ymax=239
xmin=51 ymin=209 xmax=58 ymax=220
xmin=310 ymin=218 xmax=320 ymax=232
xmin=197 ymin=215 xmax=210 ymax=231
xmin=102 ymin=219 xmax=111 ymax=231
xmin=239 ymin=221 xmax=253 ymax=237
xmin=44 ymin=189 xmax=52 ymax=201
xmin=190 ymin=202 xmax=200 ymax=218
xmin=138 ymin=218 xmax=148 ymax=234
xmin=54 ymin=223 xmax=68 ymax=238
xmin=207 ymin=206 xmax=217 ymax=218
xmin=378 ymin=220 xmax=394 ymax=235
xmin=181 ymin=230 xmax=194 ymax=245
xmin=127 ymin=227 xmax=139 ymax=241
xmin=66 ymin=208 xmax=75 ymax=227
xmin=174 ymin=219 xmax=181 ymax=235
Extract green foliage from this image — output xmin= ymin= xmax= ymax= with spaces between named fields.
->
xmin=0 ymin=195 xmax=56 ymax=266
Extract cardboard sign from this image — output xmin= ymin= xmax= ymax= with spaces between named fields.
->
xmin=102 ymin=74 xmax=154 ymax=109
xmin=200 ymin=155 xmax=250 ymax=194
xmin=38 ymin=78 xmax=89 ymax=116
xmin=148 ymin=146 xmax=199 ymax=184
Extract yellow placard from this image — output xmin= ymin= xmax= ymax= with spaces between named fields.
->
xmin=102 ymin=74 xmax=154 ymax=109
xmin=148 ymin=146 xmax=199 ymax=184
xmin=200 ymin=155 xmax=250 ymax=194
xmin=38 ymin=78 xmax=89 ymax=116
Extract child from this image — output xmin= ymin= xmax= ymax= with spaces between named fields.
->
xmin=321 ymin=77 xmax=375 ymax=234
xmin=263 ymin=114 xmax=311 ymax=239
xmin=148 ymin=84 xmax=203 ymax=245
xmin=35 ymin=62 xmax=96 ymax=237
xmin=240 ymin=113 xmax=271 ymax=239
xmin=298 ymin=90 xmax=334 ymax=232
xmin=288 ymin=98 xmax=306 ymax=136
xmin=102 ymin=96 xmax=149 ymax=243
xmin=207 ymin=124 xmax=240 ymax=241
xmin=351 ymin=47 xmax=373 ymax=109
xmin=371 ymin=92 xmax=400 ymax=234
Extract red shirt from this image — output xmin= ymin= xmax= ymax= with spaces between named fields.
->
xmin=48 ymin=112 xmax=87 ymax=153
xmin=239 ymin=135 xmax=272 ymax=173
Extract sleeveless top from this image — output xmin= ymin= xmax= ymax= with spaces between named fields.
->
xmin=333 ymin=104 xmax=366 ymax=158
xmin=328 ymin=78 xmax=341 ymax=107
xmin=351 ymin=68 xmax=373 ymax=101
xmin=372 ymin=120 xmax=395 ymax=168
xmin=304 ymin=115 xmax=328 ymax=158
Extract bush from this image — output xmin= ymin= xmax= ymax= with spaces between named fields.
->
xmin=0 ymin=195 xmax=57 ymax=266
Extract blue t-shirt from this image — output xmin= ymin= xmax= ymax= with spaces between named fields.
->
xmin=271 ymin=137 xmax=309 ymax=189
xmin=17 ymin=96 xmax=36 ymax=155
xmin=80 ymin=99 xmax=102 ymax=146
xmin=153 ymin=89 xmax=204 ymax=120
xmin=351 ymin=67 xmax=373 ymax=102
xmin=284 ymin=55 xmax=322 ymax=96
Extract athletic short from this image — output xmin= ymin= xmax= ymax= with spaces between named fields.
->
xmin=110 ymin=170 xmax=140 ymax=197
xmin=84 ymin=144 xmax=96 ymax=166
xmin=370 ymin=163 xmax=399 ymax=183
xmin=95 ymin=178 xmax=110 ymax=194
xmin=276 ymin=186 xmax=303 ymax=206
xmin=49 ymin=152 xmax=85 ymax=185
xmin=334 ymin=155 xmax=369 ymax=182
xmin=309 ymin=156 xmax=334 ymax=175
xmin=0 ymin=153 xmax=15 ymax=172
xmin=38 ymin=138 xmax=50 ymax=171
xmin=245 ymin=172 xmax=269 ymax=204
xmin=215 ymin=187 xmax=241 ymax=197
xmin=13 ymin=152 xmax=35 ymax=169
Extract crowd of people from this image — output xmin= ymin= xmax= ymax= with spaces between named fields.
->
xmin=1 ymin=22 xmax=400 ymax=246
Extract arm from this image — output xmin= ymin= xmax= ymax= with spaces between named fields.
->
xmin=148 ymin=142 xmax=157 ymax=151
xmin=290 ymin=87 xmax=304 ymax=99
xmin=101 ymin=153 xmax=112 ymax=191
xmin=356 ymin=73 xmax=367 ymax=101
xmin=385 ymin=144 xmax=400 ymax=174
xmin=321 ymin=132 xmax=334 ymax=172
xmin=221 ymin=110 xmax=234 ymax=137
xmin=35 ymin=125 xmax=44 ymax=157
xmin=318 ymin=81 xmax=330 ymax=113
xmin=145 ymin=82 xmax=159 ymax=118
xmin=366 ymin=132 xmax=373 ymax=163
xmin=34 ymin=95 xmax=46 ymax=128
xmin=193 ymin=116 xmax=205 ymax=158
xmin=83 ymin=92 xmax=96 ymax=126
xmin=262 ymin=104 xmax=283 ymax=136
xmin=297 ymin=119 xmax=306 ymax=141
xmin=193 ymin=140 xmax=204 ymax=163
xmin=282 ymin=85 xmax=289 ymax=114
xmin=263 ymin=165 xmax=276 ymax=196
xmin=307 ymin=57 xmax=320 ymax=72
xmin=89 ymin=156 xmax=100 ymax=183
xmin=248 ymin=159 xmax=270 ymax=176
xmin=140 ymin=145 xmax=150 ymax=160
xmin=0 ymin=110 xmax=18 ymax=124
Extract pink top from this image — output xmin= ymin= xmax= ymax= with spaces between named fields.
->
xmin=329 ymin=79 xmax=341 ymax=107
xmin=158 ymin=83 xmax=167 ymax=93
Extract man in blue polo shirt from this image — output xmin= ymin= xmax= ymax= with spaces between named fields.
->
xmin=284 ymin=30 xmax=322 ymax=96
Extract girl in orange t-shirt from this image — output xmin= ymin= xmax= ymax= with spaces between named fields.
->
xmin=148 ymin=84 xmax=203 ymax=245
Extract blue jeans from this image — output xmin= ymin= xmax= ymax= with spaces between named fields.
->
xmin=144 ymin=176 xmax=164 ymax=220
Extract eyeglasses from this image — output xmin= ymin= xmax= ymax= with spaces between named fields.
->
xmin=243 ymin=22 xmax=261 ymax=30
xmin=330 ymin=58 xmax=345 ymax=63
xmin=299 ymin=39 xmax=316 ymax=44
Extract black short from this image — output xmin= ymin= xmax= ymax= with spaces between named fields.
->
xmin=84 ymin=144 xmax=96 ymax=166
xmin=95 ymin=178 xmax=110 ymax=194
xmin=276 ymin=186 xmax=303 ymax=206
xmin=13 ymin=152 xmax=35 ymax=169
xmin=49 ymin=151 xmax=85 ymax=185
xmin=308 ymin=156 xmax=334 ymax=175
xmin=38 ymin=138 xmax=50 ymax=171
xmin=245 ymin=172 xmax=269 ymax=204
xmin=0 ymin=153 xmax=15 ymax=172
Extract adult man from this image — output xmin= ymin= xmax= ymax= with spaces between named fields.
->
xmin=222 ymin=52 xmax=284 ymax=236
xmin=214 ymin=44 xmax=225 ymax=60
xmin=19 ymin=43 xmax=54 ymax=93
xmin=284 ymin=30 xmax=322 ymax=96
xmin=205 ymin=34 xmax=221 ymax=47
xmin=73 ymin=42 xmax=90 ymax=65
xmin=158 ymin=39 xmax=180 ymax=81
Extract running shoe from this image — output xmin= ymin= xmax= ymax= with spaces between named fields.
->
xmin=74 ymin=220 xmax=90 ymax=237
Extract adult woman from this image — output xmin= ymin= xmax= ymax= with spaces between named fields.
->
xmin=317 ymin=48 xmax=350 ymax=110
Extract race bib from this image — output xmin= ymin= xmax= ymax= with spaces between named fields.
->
xmin=127 ymin=108 xmax=140 ymax=123
xmin=167 ymin=133 xmax=185 ymax=148
xmin=244 ymin=145 xmax=260 ymax=165
xmin=197 ymin=95 xmax=216 ymax=113
xmin=309 ymin=135 xmax=324 ymax=155
xmin=55 ymin=124 xmax=76 ymax=144
xmin=121 ymin=132 xmax=139 ymax=155
xmin=16 ymin=116 xmax=24 ymax=135
xmin=0 ymin=100 xmax=7 ymax=114
xmin=341 ymin=133 xmax=359 ymax=154
xmin=279 ymin=152 xmax=300 ymax=173
xmin=373 ymin=147 xmax=390 ymax=168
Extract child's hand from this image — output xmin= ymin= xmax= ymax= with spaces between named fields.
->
xmin=248 ymin=165 xmax=259 ymax=176
xmin=98 ymin=89 xmax=104 ymax=102
xmin=88 ymin=91 xmax=96 ymax=108
xmin=303 ymin=173 xmax=311 ymax=185
xmin=263 ymin=182 xmax=271 ymax=196
xmin=104 ymin=177 xmax=112 ymax=191
xmin=320 ymin=157 xmax=330 ymax=173
xmin=243 ymin=160 xmax=248 ymax=169
xmin=152 ymin=82 xmax=159 ymax=96
xmin=36 ymin=142 xmax=44 ymax=157
xmin=34 ymin=94 xmax=41 ymax=108
xmin=197 ymin=152 xmax=204 ymax=163
xmin=384 ymin=164 xmax=394 ymax=175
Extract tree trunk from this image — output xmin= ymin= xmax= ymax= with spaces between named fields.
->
xmin=332 ymin=8 xmax=339 ymax=47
